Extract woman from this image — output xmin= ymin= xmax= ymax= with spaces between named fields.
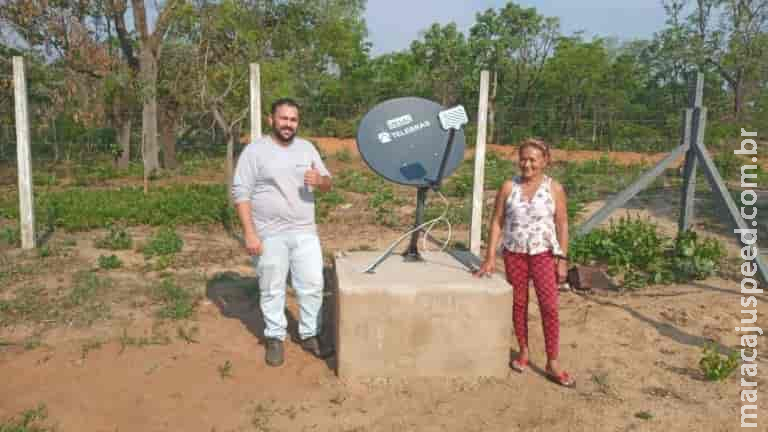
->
xmin=474 ymin=138 xmax=574 ymax=387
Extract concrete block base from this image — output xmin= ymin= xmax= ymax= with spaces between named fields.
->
xmin=334 ymin=251 xmax=513 ymax=379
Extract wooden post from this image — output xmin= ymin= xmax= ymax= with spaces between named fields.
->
xmin=470 ymin=70 xmax=490 ymax=256
xmin=13 ymin=56 xmax=35 ymax=249
xmin=250 ymin=63 xmax=261 ymax=143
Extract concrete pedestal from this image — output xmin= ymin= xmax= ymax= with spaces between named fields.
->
xmin=334 ymin=251 xmax=513 ymax=379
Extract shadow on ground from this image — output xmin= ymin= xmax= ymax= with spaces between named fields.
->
xmin=204 ymin=263 xmax=339 ymax=372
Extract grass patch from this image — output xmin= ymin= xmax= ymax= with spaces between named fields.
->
xmin=334 ymin=149 xmax=353 ymax=162
xmin=443 ymin=152 xmax=516 ymax=198
xmin=368 ymin=187 xmax=404 ymax=227
xmin=0 ymin=185 xmax=231 ymax=231
xmin=153 ymin=278 xmax=198 ymax=320
xmin=178 ymin=153 xmax=223 ymax=176
xmin=0 ymin=272 xmax=112 ymax=327
xmin=24 ymin=337 xmax=42 ymax=351
xmin=0 ymin=226 xmax=20 ymax=248
xmin=94 ymin=224 xmax=133 ymax=250
xmin=424 ymin=197 xmax=472 ymax=226
xmin=0 ymin=286 xmax=57 ymax=327
xmin=316 ymin=190 xmax=345 ymax=223
xmin=118 ymin=327 xmax=171 ymax=353
xmin=64 ymin=271 xmax=112 ymax=325
xmin=142 ymin=227 xmax=183 ymax=258
xmin=335 ymin=169 xmax=385 ymax=193
xmin=36 ymin=246 xmax=52 ymax=259
xmin=0 ymin=404 xmax=52 ymax=432
xmin=0 ymin=255 xmax=34 ymax=285
xmin=80 ymin=339 xmax=104 ymax=360
xmin=97 ymin=254 xmax=123 ymax=270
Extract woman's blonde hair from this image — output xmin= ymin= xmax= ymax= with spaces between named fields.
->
xmin=518 ymin=138 xmax=551 ymax=161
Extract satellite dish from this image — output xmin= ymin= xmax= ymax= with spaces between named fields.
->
xmin=355 ymin=97 xmax=469 ymax=272
xmin=356 ymin=97 xmax=466 ymax=188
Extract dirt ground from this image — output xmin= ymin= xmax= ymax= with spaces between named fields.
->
xmin=1 ymin=145 xmax=765 ymax=431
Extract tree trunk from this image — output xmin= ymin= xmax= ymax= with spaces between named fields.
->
xmin=733 ymin=74 xmax=743 ymax=116
xmin=118 ymin=118 xmax=131 ymax=169
xmin=139 ymin=44 xmax=160 ymax=176
xmin=160 ymin=112 xmax=177 ymax=169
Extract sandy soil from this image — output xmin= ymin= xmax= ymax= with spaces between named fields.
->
xmin=0 ymin=147 xmax=765 ymax=432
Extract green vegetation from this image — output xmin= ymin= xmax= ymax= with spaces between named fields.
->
xmin=0 ymin=404 xmax=52 ymax=432
xmin=95 ymin=224 xmax=133 ymax=250
xmin=334 ymin=149 xmax=353 ymax=163
xmin=153 ymin=278 xmax=198 ymax=320
xmin=142 ymin=227 xmax=184 ymax=258
xmin=0 ymin=185 xmax=230 ymax=231
xmin=699 ymin=343 xmax=739 ymax=381
xmin=0 ymin=0 xmax=762 ymax=175
xmin=444 ymin=152 xmax=652 ymax=222
xmin=80 ymin=339 xmax=104 ymax=360
xmin=570 ymin=217 xmax=725 ymax=289
xmin=335 ymin=169 xmax=386 ymax=194
xmin=367 ymin=187 xmax=405 ymax=227
xmin=218 ymin=360 xmax=233 ymax=379
xmin=0 ymin=271 xmax=111 ymax=327
xmin=97 ymin=254 xmax=123 ymax=270
xmin=315 ymin=190 xmax=345 ymax=223
xmin=0 ymin=226 xmax=20 ymax=247
xmin=118 ymin=327 xmax=171 ymax=353
xmin=635 ymin=411 xmax=654 ymax=421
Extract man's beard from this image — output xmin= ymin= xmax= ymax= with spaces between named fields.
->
xmin=277 ymin=127 xmax=296 ymax=142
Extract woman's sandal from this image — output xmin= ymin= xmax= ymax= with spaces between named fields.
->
xmin=545 ymin=368 xmax=576 ymax=388
xmin=510 ymin=358 xmax=528 ymax=373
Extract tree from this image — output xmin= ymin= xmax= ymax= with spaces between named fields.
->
xmin=469 ymin=2 xmax=559 ymax=143
xmin=663 ymin=0 xmax=768 ymax=115
xmin=542 ymin=37 xmax=609 ymax=140
xmin=410 ymin=23 xmax=469 ymax=106
xmin=110 ymin=0 xmax=186 ymax=176
xmin=0 ymin=0 xmax=124 ymax=160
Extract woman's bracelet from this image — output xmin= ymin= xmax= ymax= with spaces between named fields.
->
xmin=554 ymin=254 xmax=569 ymax=261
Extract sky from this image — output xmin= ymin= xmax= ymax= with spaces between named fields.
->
xmin=364 ymin=0 xmax=669 ymax=56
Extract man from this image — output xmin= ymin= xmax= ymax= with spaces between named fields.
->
xmin=232 ymin=98 xmax=333 ymax=367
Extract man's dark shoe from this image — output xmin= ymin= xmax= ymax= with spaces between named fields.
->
xmin=300 ymin=336 xmax=334 ymax=359
xmin=265 ymin=338 xmax=284 ymax=367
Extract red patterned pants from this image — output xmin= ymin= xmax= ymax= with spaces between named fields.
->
xmin=503 ymin=250 xmax=560 ymax=360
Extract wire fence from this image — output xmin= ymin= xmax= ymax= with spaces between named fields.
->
xmin=0 ymin=62 xmax=703 ymax=166
xmin=0 ymin=106 xmax=691 ymax=166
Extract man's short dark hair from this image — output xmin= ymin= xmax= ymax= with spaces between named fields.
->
xmin=271 ymin=98 xmax=301 ymax=115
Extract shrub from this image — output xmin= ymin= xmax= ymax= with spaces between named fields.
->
xmin=699 ymin=343 xmax=739 ymax=381
xmin=570 ymin=216 xmax=725 ymax=289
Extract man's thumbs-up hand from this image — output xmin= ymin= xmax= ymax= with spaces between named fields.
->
xmin=304 ymin=161 xmax=321 ymax=188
